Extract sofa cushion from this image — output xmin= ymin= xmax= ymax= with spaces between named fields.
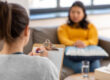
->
xmin=0 ymin=40 xmax=4 ymax=51
xmin=23 ymin=28 xmax=34 ymax=54
xmin=65 ymin=46 xmax=109 ymax=61
xmin=32 ymin=27 xmax=60 ymax=44
xmin=99 ymin=36 xmax=110 ymax=59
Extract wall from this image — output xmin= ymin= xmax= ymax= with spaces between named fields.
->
xmin=1 ymin=0 xmax=29 ymax=15
xmin=30 ymin=14 xmax=110 ymax=39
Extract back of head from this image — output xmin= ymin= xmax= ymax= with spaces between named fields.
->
xmin=0 ymin=1 xmax=29 ymax=43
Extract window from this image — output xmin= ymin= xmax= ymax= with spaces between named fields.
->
xmin=29 ymin=0 xmax=57 ymax=9
xmin=29 ymin=0 xmax=110 ymax=19
xmin=94 ymin=0 xmax=110 ymax=5
xmin=60 ymin=0 xmax=75 ymax=7
xmin=60 ymin=0 xmax=91 ymax=7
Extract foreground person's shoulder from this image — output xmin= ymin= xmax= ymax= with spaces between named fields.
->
xmin=31 ymin=56 xmax=59 ymax=80
xmin=0 ymin=54 xmax=59 ymax=80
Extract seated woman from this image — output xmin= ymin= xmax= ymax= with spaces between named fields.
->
xmin=57 ymin=1 xmax=100 ymax=73
xmin=0 ymin=1 xmax=58 ymax=80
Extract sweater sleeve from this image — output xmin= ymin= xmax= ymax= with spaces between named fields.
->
xmin=57 ymin=25 xmax=75 ymax=46
xmin=83 ymin=24 xmax=98 ymax=46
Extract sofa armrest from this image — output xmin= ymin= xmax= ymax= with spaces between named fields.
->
xmin=99 ymin=36 xmax=110 ymax=58
xmin=0 ymin=40 xmax=4 ymax=51
xmin=23 ymin=28 xmax=34 ymax=54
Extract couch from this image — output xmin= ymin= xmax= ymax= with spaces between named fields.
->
xmin=0 ymin=26 xmax=110 ymax=80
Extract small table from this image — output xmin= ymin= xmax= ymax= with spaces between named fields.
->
xmin=33 ymin=44 xmax=65 ymax=80
xmin=64 ymin=73 xmax=95 ymax=80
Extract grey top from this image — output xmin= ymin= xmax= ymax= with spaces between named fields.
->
xmin=0 ymin=54 xmax=59 ymax=80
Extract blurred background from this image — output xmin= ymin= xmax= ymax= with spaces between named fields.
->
xmin=5 ymin=0 xmax=110 ymax=40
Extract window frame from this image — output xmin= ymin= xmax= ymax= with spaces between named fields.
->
xmin=30 ymin=0 xmax=110 ymax=15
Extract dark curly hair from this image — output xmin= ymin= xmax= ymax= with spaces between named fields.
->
xmin=67 ymin=1 xmax=89 ymax=29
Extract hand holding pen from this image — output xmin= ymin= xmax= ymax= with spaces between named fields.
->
xmin=29 ymin=46 xmax=48 ymax=57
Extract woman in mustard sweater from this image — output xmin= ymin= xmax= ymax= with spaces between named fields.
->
xmin=58 ymin=1 xmax=100 ymax=73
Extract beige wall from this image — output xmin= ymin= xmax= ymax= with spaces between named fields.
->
xmin=30 ymin=14 xmax=110 ymax=38
xmin=30 ymin=14 xmax=110 ymax=30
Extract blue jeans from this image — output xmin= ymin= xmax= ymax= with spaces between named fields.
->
xmin=63 ymin=56 xmax=100 ymax=73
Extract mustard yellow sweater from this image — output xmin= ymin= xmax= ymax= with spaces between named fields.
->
xmin=57 ymin=24 xmax=98 ymax=46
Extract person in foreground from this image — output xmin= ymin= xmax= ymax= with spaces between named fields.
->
xmin=0 ymin=1 xmax=58 ymax=80
xmin=57 ymin=1 xmax=100 ymax=73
